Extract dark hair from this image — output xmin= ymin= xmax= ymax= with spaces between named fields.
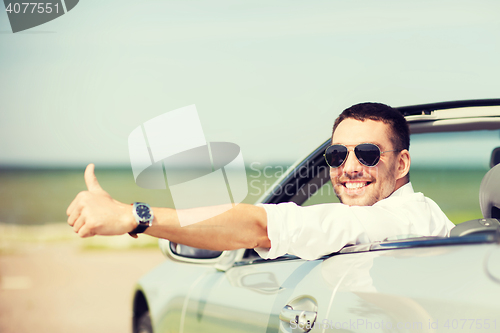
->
xmin=332 ymin=102 xmax=410 ymax=152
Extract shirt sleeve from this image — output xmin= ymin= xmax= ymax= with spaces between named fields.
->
xmin=255 ymin=191 xmax=453 ymax=260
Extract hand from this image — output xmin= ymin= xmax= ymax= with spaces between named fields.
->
xmin=67 ymin=164 xmax=136 ymax=238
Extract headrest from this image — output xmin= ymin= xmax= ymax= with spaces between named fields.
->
xmin=491 ymin=147 xmax=500 ymax=168
xmin=480 ymin=163 xmax=500 ymax=219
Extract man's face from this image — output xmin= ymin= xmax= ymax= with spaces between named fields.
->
xmin=330 ymin=118 xmax=400 ymax=206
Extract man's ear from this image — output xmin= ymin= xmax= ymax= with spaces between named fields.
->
xmin=397 ymin=149 xmax=411 ymax=180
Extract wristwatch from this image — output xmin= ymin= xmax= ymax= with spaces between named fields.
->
xmin=129 ymin=202 xmax=154 ymax=236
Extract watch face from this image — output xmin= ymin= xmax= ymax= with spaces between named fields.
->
xmin=136 ymin=205 xmax=151 ymax=220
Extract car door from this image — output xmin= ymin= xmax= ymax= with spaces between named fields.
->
xmin=180 ymin=255 xmax=342 ymax=333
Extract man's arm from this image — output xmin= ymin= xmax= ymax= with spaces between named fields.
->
xmin=67 ymin=164 xmax=270 ymax=251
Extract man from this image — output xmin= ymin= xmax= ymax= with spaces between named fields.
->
xmin=67 ymin=103 xmax=454 ymax=260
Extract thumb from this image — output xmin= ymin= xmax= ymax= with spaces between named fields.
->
xmin=84 ymin=163 xmax=103 ymax=192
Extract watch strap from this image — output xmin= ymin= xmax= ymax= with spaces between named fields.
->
xmin=129 ymin=223 xmax=149 ymax=235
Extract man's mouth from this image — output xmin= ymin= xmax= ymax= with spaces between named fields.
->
xmin=342 ymin=181 xmax=372 ymax=191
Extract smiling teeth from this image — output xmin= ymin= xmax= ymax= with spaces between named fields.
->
xmin=345 ymin=182 xmax=366 ymax=189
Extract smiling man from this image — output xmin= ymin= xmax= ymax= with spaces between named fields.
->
xmin=329 ymin=103 xmax=411 ymax=206
xmin=67 ymin=103 xmax=455 ymax=260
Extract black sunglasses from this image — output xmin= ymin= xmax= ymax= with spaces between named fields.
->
xmin=324 ymin=143 xmax=400 ymax=168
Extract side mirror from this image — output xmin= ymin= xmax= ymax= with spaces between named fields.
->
xmin=169 ymin=242 xmax=223 ymax=259
xmin=158 ymin=239 xmax=246 ymax=271
xmin=159 ymin=238 xmax=223 ymax=262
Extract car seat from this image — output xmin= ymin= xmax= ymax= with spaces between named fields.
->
xmin=480 ymin=162 xmax=500 ymax=219
xmin=449 ymin=163 xmax=500 ymax=237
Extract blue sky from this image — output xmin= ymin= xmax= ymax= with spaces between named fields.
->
xmin=1 ymin=0 xmax=499 ymax=167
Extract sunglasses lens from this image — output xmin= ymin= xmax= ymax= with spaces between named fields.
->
xmin=325 ymin=145 xmax=348 ymax=168
xmin=355 ymin=143 xmax=381 ymax=166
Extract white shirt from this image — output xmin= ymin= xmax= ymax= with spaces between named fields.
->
xmin=255 ymin=182 xmax=455 ymax=260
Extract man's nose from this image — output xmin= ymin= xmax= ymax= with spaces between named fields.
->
xmin=342 ymin=150 xmax=363 ymax=174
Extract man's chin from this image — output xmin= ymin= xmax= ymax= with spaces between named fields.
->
xmin=339 ymin=196 xmax=370 ymax=206
xmin=335 ymin=189 xmax=375 ymax=206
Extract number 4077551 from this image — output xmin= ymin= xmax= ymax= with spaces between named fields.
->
xmin=5 ymin=2 xmax=59 ymax=14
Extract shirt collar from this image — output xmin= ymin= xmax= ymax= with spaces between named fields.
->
xmin=388 ymin=182 xmax=414 ymax=198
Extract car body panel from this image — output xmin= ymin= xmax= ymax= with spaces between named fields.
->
xmin=323 ymin=244 xmax=500 ymax=332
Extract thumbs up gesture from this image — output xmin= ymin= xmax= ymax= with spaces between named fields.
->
xmin=67 ymin=164 xmax=136 ymax=237
xmin=84 ymin=162 xmax=104 ymax=193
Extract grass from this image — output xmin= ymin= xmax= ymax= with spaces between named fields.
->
xmin=410 ymin=168 xmax=486 ymax=224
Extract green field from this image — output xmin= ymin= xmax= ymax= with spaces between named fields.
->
xmin=0 ymin=166 xmax=489 ymax=226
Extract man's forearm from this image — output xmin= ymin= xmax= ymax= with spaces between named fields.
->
xmin=144 ymin=204 xmax=270 ymax=251
xmin=67 ymin=164 xmax=271 ymax=251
